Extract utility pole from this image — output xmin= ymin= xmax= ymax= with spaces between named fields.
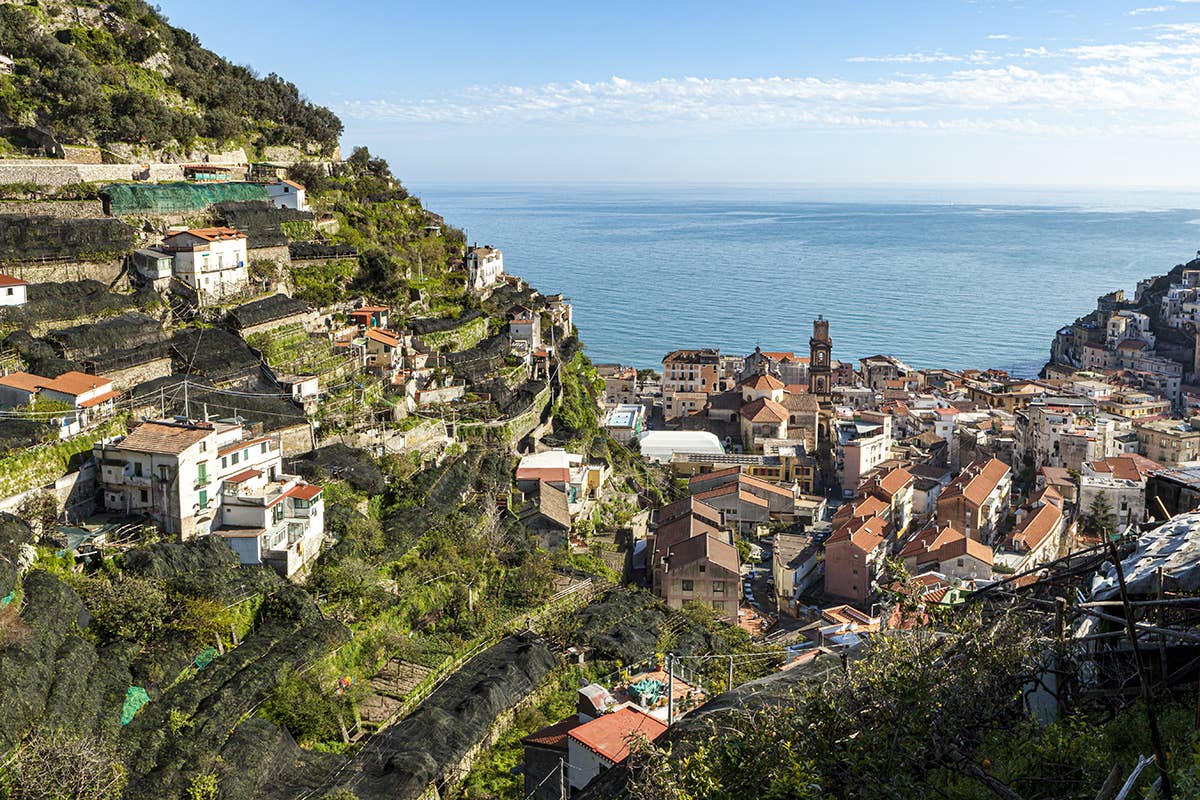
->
xmin=728 ymin=655 xmax=735 ymax=693
xmin=183 ymin=378 xmax=190 ymax=420
xmin=559 ymin=755 xmax=567 ymax=800
xmin=666 ymin=653 xmax=674 ymax=726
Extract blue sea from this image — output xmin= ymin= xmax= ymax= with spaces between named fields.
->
xmin=414 ymin=183 xmax=1200 ymax=377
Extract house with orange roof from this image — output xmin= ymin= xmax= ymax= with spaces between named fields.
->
xmin=0 ymin=273 xmax=27 ymax=306
xmin=1002 ymin=492 xmax=1066 ymax=570
xmin=363 ymin=327 xmax=401 ymax=374
xmin=935 ymin=457 xmax=1012 ymax=544
xmin=900 ymin=523 xmax=993 ymax=581
xmin=264 ymin=178 xmax=308 ymax=211
xmin=1079 ymin=453 xmax=1157 ymax=528
xmin=161 ymin=226 xmax=248 ymax=300
xmin=863 ymin=465 xmax=916 ymax=533
xmin=566 ymin=705 xmax=668 ymax=792
xmin=348 ymin=305 xmax=389 ymax=329
xmin=0 ymin=370 xmax=117 ymax=438
xmin=824 ymin=515 xmax=889 ymax=607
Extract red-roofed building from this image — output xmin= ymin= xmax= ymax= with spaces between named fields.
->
xmin=566 ymin=706 xmax=667 ymax=791
xmin=0 ymin=370 xmax=117 ymax=437
xmin=900 ymin=523 xmax=993 ymax=581
xmin=162 ymin=227 xmax=248 ymax=300
xmin=936 ymin=458 xmax=1012 ymax=544
xmin=1079 ymin=453 xmax=1157 ymax=528
xmin=824 ymin=516 xmax=889 ymax=606
xmin=863 ymin=465 xmax=916 ymax=533
xmin=265 ymin=179 xmax=308 ymax=211
xmin=1006 ymin=497 xmax=1065 ymax=568
xmin=0 ymin=273 xmax=27 ymax=306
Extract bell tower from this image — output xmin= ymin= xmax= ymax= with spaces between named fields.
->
xmin=809 ymin=315 xmax=832 ymax=398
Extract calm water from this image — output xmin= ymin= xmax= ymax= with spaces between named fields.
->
xmin=414 ymin=183 xmax=1200 ymax=377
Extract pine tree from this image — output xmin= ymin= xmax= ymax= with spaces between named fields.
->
xmin=1087 ymin=492 xmax=1116 ymax=539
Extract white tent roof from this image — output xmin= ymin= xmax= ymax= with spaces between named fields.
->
xmin=637 ymin=431 xmax=724 ymax=463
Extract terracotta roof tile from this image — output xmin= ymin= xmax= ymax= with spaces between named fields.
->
xmin=567 ymin=706 xmax=667 ymax=764
xmin=739 ymin=396 xmax=788 ymax=423
xmin=118 ymin=421 xmax=213 ymax=455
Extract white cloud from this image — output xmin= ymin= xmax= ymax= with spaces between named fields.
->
xmin=847 ymin=51 xmax=962 ymax=63
xmin=337 ymin=24 xmax=1200 ymax=141
xmin=1130 ymin=0 xmax=1200 ymax=11
xmin=986 ymin=33 xmax=1014 ymax=40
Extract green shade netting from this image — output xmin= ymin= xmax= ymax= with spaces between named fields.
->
xmin=101 ymin=181 xmax=268 ymax=215
xmin=121 ymin=686 xmax=150 ymax=725
xmin=194 ymin=647 xmax=218 ymax=669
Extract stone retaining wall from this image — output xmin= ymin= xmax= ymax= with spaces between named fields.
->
xmin=105 ymin=356 xmax=173 ymax=392
xmin=248 ymin=244 xmax=292 ymax=267
xmin=0 ymin=200 xmax=105 ymax=218
xmin=0 ymin=161 xmax=186 ymax=186
xmin=5 ymin=258 xmax=124 ymax=288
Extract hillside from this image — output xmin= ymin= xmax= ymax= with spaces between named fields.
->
xmin=0 ymin=0 xmax=340 ymax=159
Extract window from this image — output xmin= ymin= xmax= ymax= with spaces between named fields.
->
xmin=261 ymin=442 xmax=268 ymax=454
xmin=682 ymin=580 xmax=694 ymax=592
xmin=133 ymin=462 xmax=143 ymax=477
xmin=199 ymin=441 xmax=206 ymax=452
xmin=712 ymin=601 xmax=725 ymax=611
xmin=231 ymin=451 xmax=240 ymax=465
xmin=5 ymin=288 xmax=11 ymax=296
xmin=957 ymin=558 xmax=964 ymax=567
xmin=713 ymin=581 xmax=725 ymax=593
xmin=139 ymin=490 xmax=148 ymax=503
xmin=221 ymin=456 xmax=228 ymax=469
xmin=272 ymin=504 xmax=285 ymax=524
xmin=197 ymin=462 xmax=208 ymax=485
xmin=698 ymin=564 xmax=706 ymax=573
xmin=198 ymin=489 xmax=208 ymax=509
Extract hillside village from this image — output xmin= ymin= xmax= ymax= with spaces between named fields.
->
xmin=3 ymin=1 xmax=1200 ymax=799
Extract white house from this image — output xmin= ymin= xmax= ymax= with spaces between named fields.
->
xmin=0 ymin=370 xmax=117 ymax=438
xmin=603 ymin=403 xmax=645 ymax=444
xmin=162 ymin=227 xmax=249 ymax=301
xmin=465 ymin=244 xmax=504 ymax=292
xmin=565 ymin=705 xmax=667 ymax=792
xmin=509 ymin=305 xmax=541 ymax=352
xmin=94 ymin=419 xmax=324 ymax=577
xmin=0 ymin=274 xmax=27 ymax=306
xmin=264 ymin=180 xmax=308 ymax=211
xmin=131 ymin=249 xmax=174 ymax=283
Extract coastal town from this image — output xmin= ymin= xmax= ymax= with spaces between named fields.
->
xmin=2 ymin=1 xmax=1200 ymax=798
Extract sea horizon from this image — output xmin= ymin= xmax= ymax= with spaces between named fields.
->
xmin=414 ymin=182 xmax=1200 ymax=376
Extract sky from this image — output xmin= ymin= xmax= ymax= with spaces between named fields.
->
xmin=157 ymin=0 xmax=1200 ymax=188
